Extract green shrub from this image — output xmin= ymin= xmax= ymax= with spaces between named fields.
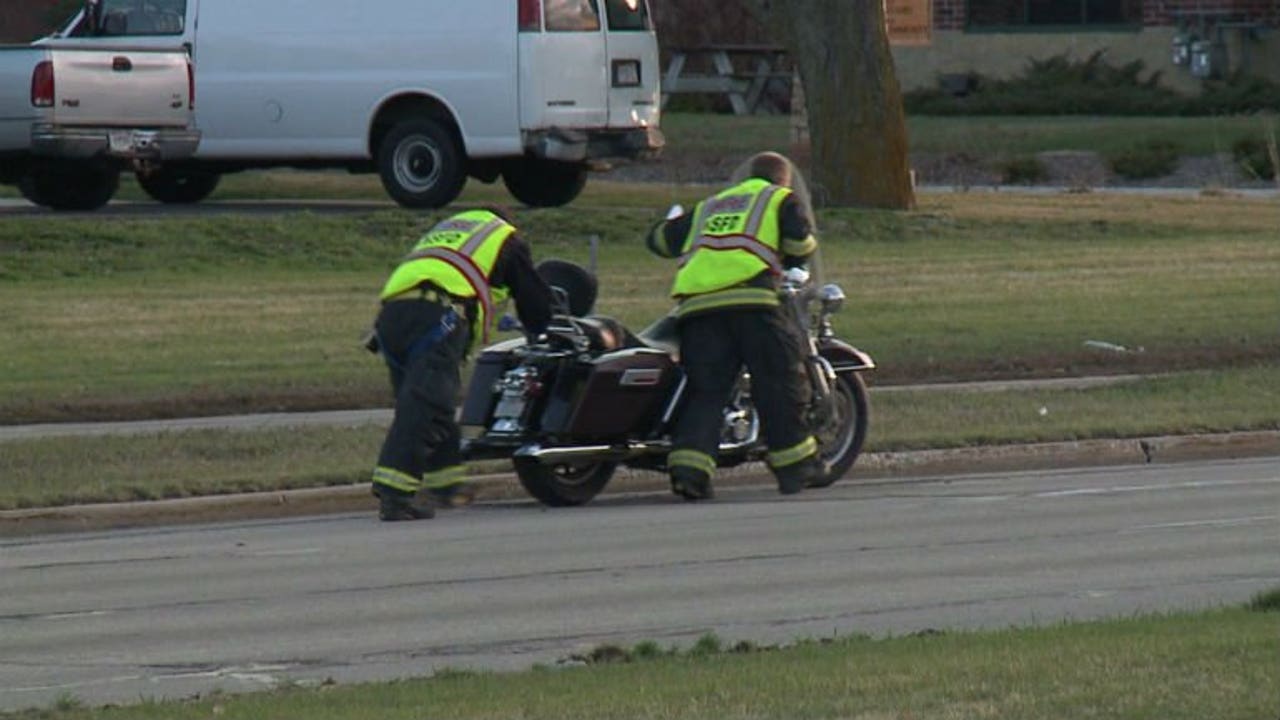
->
xmin=904 ymin=52 xmax=1280 ymax=117
xmin=689 ymin=633 xmax=723 ymax=657
xmin=1107 ymin=140 xmax=1182 ymax=179
xmin=905 ymin=51 xmax=1184 ymax=116
xmin=1191 ymin=74 xmax=1280 ymax=115
xmin=1248 ymin=587 xmax=1280 ymax=612
xmin=998 ymin=155 xmax=1049 ymax=184
xmin=1232 ymin=137 xmax=1277 ymax=181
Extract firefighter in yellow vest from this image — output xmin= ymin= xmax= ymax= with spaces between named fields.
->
xmin=646 ymin=152 xmax=823 ymax=499
xmin=369 ymin=206 xmax=552 ymax=521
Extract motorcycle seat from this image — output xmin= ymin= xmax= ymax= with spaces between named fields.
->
xmin=550 ymin=315 xmax=635 ymax=352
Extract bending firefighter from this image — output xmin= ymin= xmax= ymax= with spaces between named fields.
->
xmin=369 ymin=207 xmax=552 ymax=521
xmin=646 ymin=151 xmax=824 ymax=499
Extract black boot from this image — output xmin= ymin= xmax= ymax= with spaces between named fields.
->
xmin=373 ymin=486 xmax=435 ymax=521
xmin=670 ymin=466 xmax=714 ymax=501
xmin=775 ymin=457 xmax=824 ymax=496
xmin=425 ymin=482 xmax=477 ymax=509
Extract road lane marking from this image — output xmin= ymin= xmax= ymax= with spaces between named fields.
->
xmin=1034 ymin=477 xmax=1276 ymax=498
xmin=1122 ymin=514 xmax=1279 ymax=532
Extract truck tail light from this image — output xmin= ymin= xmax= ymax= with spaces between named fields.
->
xmin=518 ymin=0 xmax=541 ymax=31
xmin=31 ymin=60 xmax=54 ymax=108
xmin=187 ymin=60 xmax=195 ymax=110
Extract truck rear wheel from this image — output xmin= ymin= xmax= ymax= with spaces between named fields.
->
xmin=20 ymin=165 xmax=119 ymax=211
xmin=502 ymin=157 xmax=588 ymax=207
xmin=137 ymin=168 xmax=221 ymax=204
xmin=377 ymin=118 xmax=466 ymax=209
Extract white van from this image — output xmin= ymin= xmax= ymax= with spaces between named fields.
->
xmin=50 ymin=0 xmax=663 ymax=208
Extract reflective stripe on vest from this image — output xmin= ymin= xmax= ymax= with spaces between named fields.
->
xmin=401 ymin=246 xmax=495 ymax=342
xmin=382 ymin=214 xmax=511 ymax=343
xmin=678 ymin=234 xmax=783 ymax=275
xmin=672 ymin=180 xmax=788 ymax=298
xmin=680 ymin=183 xmax=782 ymax=264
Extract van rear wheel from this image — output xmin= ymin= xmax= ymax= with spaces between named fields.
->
xmin=502 ymin=157 xmax=588 ymax=208
xmin=137 ymin=168 xmax=221 ymax=204
xmin=377 ymin=118 xmax=467 ymax=209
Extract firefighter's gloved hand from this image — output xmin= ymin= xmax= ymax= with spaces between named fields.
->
xmin=498 ymin=314 xmax=523 ymax=332
xmin=782 ymin=266 xmax=811 ymax=287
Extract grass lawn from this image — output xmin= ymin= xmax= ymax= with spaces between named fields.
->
xmin=6 ymin=603 xmax=1277 ymax=720
xmin=2 ymin=364 xmax=1276 ymax=510
xmin=4 ymin=113 xmax=1277 ymax=202
xmin=1 ymin=190 xmax=1277 ymax=424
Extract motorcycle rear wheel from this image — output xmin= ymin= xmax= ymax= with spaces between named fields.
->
xmin=513 ymin=458 xmax=618 ymax=507
xmin=808 ymin=372 xmax=870 ymax=488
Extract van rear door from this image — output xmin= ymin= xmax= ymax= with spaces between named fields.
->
xmin=518 ymin=0 xmax=658 ymax=131
xmin=518 ymin=0 xmax=609 ymax=130
xmin=598 ymin=0 xmax=659 ymax=130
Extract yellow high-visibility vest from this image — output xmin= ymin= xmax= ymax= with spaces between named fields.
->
xmin=380 ymin=210 xmax=514 ymax=341
xmin=669 ymin=178 xmax=790 ymax=315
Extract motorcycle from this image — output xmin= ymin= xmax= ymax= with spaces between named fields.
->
xmin=459 ymin=155 xmax=875 ymax=506
xmin=458 ymin=257 xmax=875 ymax=506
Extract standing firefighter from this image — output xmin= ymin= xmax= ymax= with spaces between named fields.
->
xmin=646 ymin=151 xmax=824 ymax=499
xmin=369 ymin=207 xmax=552 ymax=521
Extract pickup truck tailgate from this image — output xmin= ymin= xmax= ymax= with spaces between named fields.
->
xmin=49 ymin=47 xmax=189 ymax=128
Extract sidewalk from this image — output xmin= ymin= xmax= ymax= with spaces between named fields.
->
xmin=0 ymin=375 xmax=1163 ymax=443
xmin=4 ymin=430 xmax=1278 ymax=537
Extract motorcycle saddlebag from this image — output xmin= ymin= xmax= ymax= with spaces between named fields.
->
xmin=545 ymin=348 xmax=677 ymax=439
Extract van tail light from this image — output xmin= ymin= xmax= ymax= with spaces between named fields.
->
xmin=187 ymin=60 xmax=195 ymax=110
xmin=31 ymin=60 xmax=54 ymax=108
xmin=518 ymin=0 xmax=541 ymax=31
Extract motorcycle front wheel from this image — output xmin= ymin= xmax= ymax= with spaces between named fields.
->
xmin=513 ymin=458 xmax=618 ymax=507
xmin=808 ymin=372 xmax=870 ymax=488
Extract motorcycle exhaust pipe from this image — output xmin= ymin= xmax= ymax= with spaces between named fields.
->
xmin=514 ymin=441 xmax=669 ymax=465
xmin=514 ymin=435 xmax=761 ymax=466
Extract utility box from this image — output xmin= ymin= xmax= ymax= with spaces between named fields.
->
xmin=1190 ymin=40 xmax=1225 ymax=79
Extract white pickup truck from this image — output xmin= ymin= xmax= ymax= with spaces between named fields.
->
xmin=0 ymin=5 xmax=198 ymax=211
xmin=19 ymin=0 xmax=664 ymax=210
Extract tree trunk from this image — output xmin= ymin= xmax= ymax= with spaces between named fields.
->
xmin=740 ymin=0 xmax=916 ymax=210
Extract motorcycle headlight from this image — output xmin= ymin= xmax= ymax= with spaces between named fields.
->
xmin=818 ymin=283 xmax=846 ymax=314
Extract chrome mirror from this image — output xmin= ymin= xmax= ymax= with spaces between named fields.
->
xmin=818 ymin=283 xmax=845 ymax=313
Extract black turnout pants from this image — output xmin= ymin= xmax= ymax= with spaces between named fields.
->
xmin=372 ymin=299 xmax=471 ymax=495
xmin=673 ymin=307 xmax=812 ymax=478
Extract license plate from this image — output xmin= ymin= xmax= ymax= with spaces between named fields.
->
xmin=108 ymin=130 xmax=133 ymax=153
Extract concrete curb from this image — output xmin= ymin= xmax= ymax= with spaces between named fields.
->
xmin=3 ymin=431 xmax=1278 ymax=537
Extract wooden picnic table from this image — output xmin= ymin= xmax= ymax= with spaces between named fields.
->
xmin=661 ymin=44 xmax=793 ymax=115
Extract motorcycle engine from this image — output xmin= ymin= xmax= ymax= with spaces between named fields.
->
xmin=721 ymin=405 xmax=757 ymax=444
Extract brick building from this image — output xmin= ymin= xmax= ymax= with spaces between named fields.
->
xmin=0 ymin=0 xmax=78 ymax=42
xmin=7 ymin=2 xmax=1277 ymax=91
xmin=650 ymin=0 xmax=1280 ymax=93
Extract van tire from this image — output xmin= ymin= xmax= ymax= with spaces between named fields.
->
xmin=137 ymin=168 xmax=221 ymax=204
xmin=502 ymin=157 xmax=588 ymax=207
xmin=377 ymin=118 xmax=466 ymax=209
xmin=20 ymin=164 xmax=119 ymax=211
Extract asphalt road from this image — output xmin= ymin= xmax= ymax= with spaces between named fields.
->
xmin=2 ymin=457 xmax=1276 ymax=712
